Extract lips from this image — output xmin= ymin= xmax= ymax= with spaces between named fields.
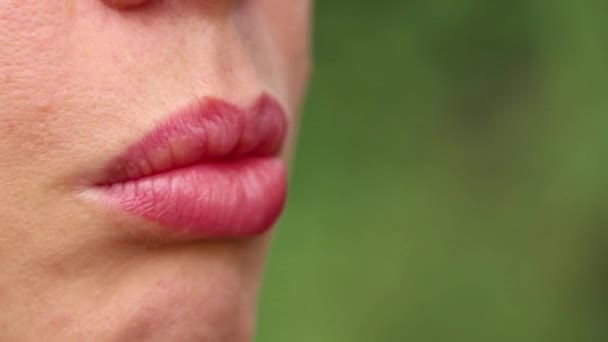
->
xmin=91 ymin=94 xmax=288 ymax=238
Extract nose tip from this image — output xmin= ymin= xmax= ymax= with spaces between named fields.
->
xmin=103 ymin=0 xmax=150 ymax=9
xmin=103 ymin=0 xmax=236 ymax=12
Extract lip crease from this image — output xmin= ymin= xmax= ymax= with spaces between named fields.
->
xmin=91 ymin=94 xmax=288 ymax=238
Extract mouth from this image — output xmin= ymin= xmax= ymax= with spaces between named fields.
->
xmin=88 ymin=94 xmax=288 ymax=238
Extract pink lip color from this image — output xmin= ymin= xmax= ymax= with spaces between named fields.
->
xmin=93 ymin=94 xmax=288 ymax=238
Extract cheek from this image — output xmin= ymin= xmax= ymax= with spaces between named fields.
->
xmin=0 ymin=1 xmax=136 ymax=186
xmin=0 ymin=2 xmax=77 ymax=160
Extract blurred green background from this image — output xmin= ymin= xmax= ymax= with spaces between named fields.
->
xmin=257 ymin=1 xmax=608 ymax=341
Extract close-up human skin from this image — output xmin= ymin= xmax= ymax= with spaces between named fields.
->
xmin=0 ymin=0 xmax=311 ymax=341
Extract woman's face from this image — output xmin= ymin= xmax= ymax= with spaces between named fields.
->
xmin=0 ymin=1 xmax=310 ymax=340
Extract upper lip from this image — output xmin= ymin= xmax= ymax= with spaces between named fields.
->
xmin=97 ymin=93 xmax=287 ymax=185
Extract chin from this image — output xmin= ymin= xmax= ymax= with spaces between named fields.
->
xmin=110 ymin=285 xmax=253 ymax=341
xmin=66 ymin=256 xmax=258 ymax=342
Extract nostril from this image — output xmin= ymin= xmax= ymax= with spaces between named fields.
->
xmin=103 ymin=0 xmax=151 ymax=10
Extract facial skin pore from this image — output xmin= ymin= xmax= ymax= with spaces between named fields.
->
xmin=0 ymin=1 xmax=310 ymax=340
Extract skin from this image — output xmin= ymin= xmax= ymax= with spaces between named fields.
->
xmin=0 ymin=1 xmax=310 ymax=341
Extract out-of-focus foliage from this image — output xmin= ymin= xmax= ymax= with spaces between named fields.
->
xmin=257 ymin=1 xmax=608 ymax=341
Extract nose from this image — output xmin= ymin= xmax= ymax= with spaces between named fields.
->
xmin=104 ymin=0 xmax=149 ymax=9
xmin=103 ymin=0 xmax=235 ymax=12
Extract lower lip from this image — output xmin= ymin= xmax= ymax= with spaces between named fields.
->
xmin=93 ymin=157 xmax=286 ymax=238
